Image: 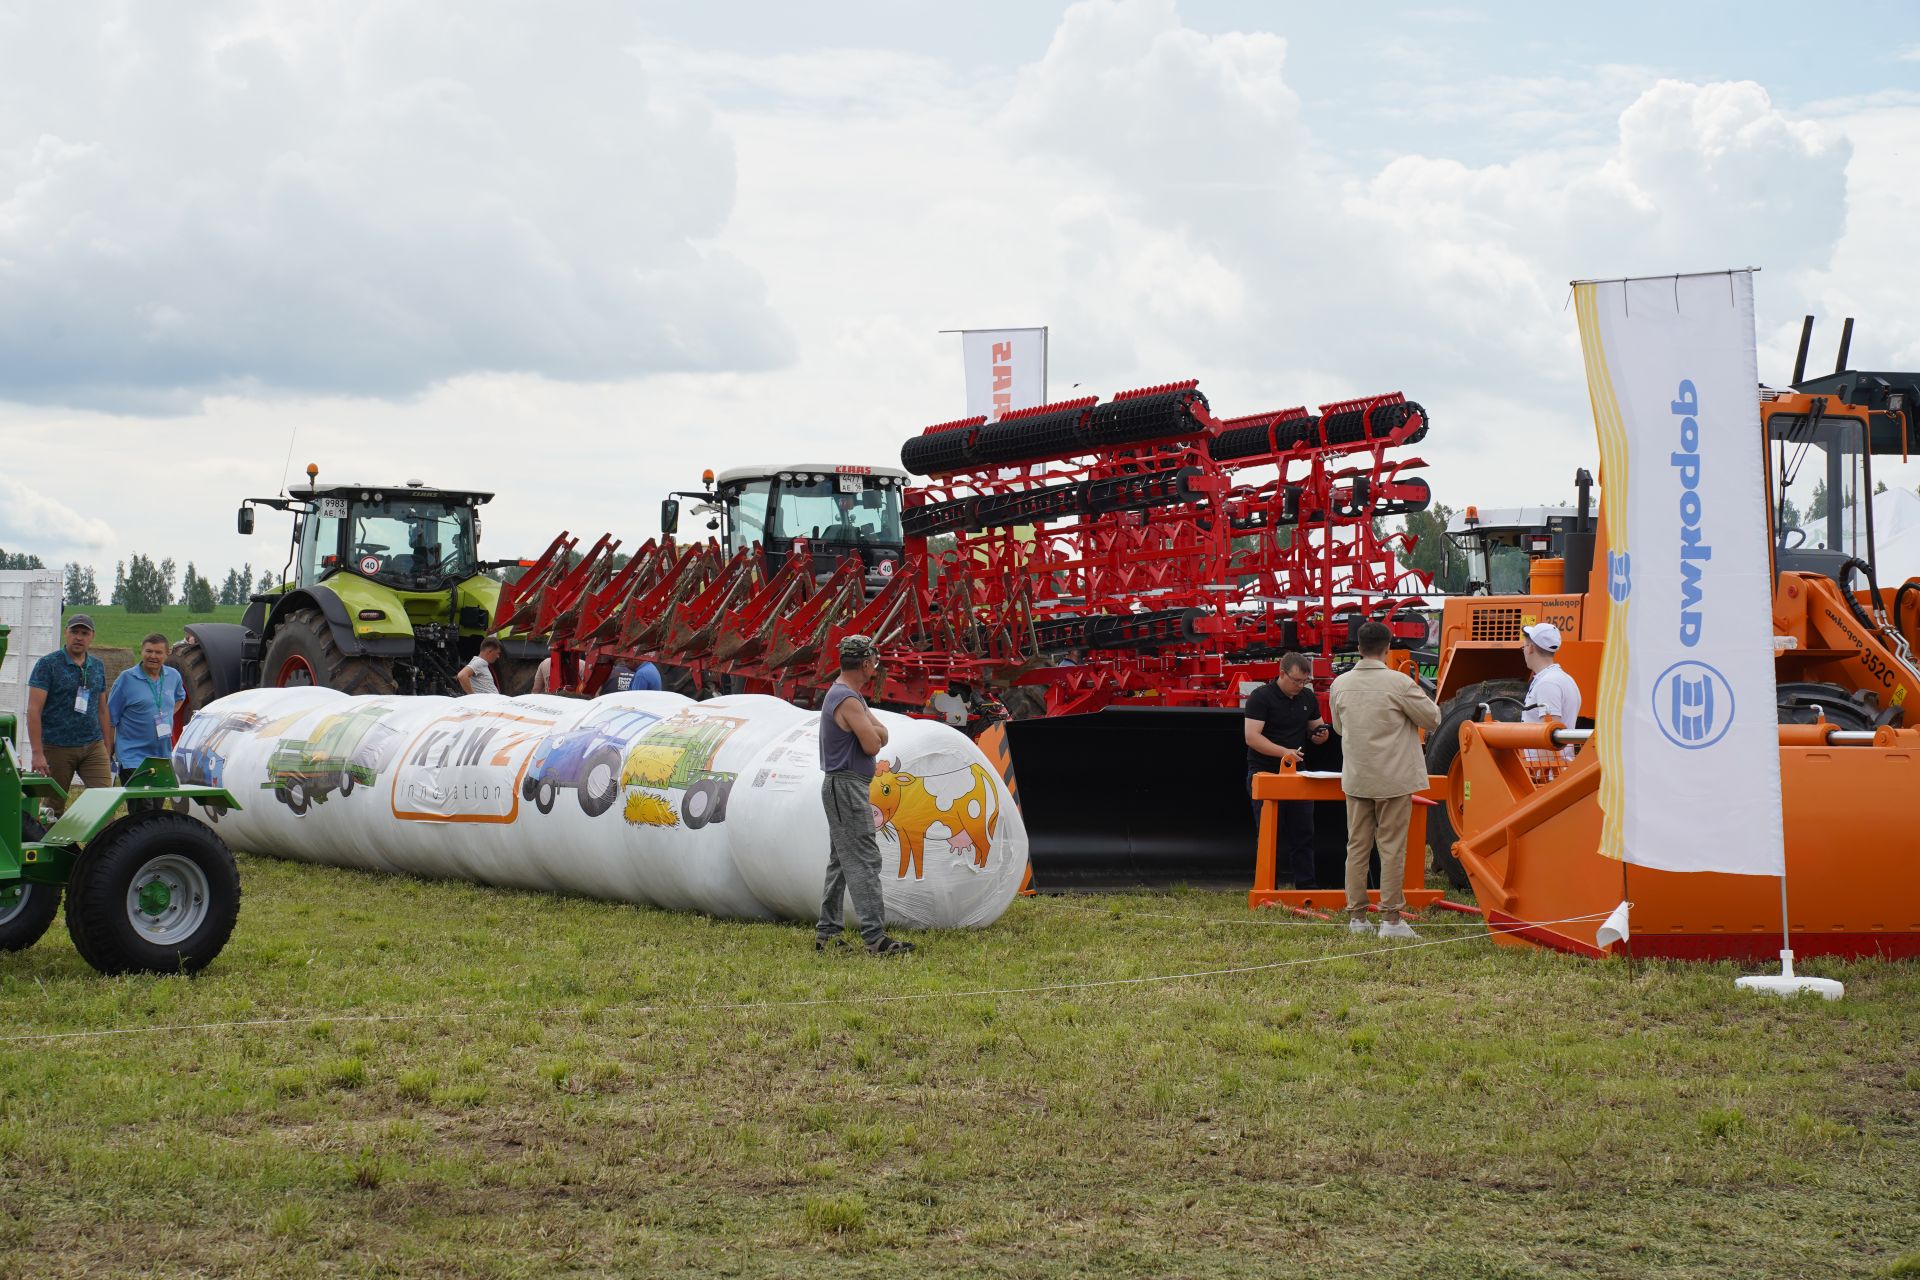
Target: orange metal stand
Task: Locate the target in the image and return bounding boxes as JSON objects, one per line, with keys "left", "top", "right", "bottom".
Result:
{"left": 1248, "top": 758, "right": 1447, "bottom": 913}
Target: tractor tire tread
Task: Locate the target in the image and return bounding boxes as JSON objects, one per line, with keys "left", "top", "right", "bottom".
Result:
{"left": 266, "top": 610, "right": 400, "bottom": 698}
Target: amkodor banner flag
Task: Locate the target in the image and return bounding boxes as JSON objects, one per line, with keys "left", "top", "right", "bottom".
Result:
{"left": 1574, "top": 270, "right": 1784, "bottom": 875}
{"left": 961, "top": 327, "right": 1047, "bottom": 418}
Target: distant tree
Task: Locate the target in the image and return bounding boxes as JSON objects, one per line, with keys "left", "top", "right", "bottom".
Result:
{"left": 257, "top": 569, "right": 276, "bottom": 593}
{"left": 0, "top": 549, "right": 47, "bottom": 570}
{"left": 79, "top": 566, "right": 99, "bottom": 605}
{"left": 158, "top": 557, "right": 178, "bottom": 606}
{"left": 63, "top": 562, "right": 85, "bottom": 603}
{"left": 184, "top": 563, "right": 217, "bottom": 613}
{"left": 1876, "top": 479, "right": 1888, "bottom": 495}
{"left": 1400, "top": 502, "right": 1468, "bottom": 594}
{"left": 1774, "top": 495, "right": 1803, "bottom": 532}
{"left": 124, "top": 554, "right": 168, "bottom": 614}
{"left": 1489, "top": 547, "right": 1531, "bottom": 595}
{"left": 111, "top": 560, "right": 127, "bottom": 605}
{"left": 1809, "top": 478, "right": 1829, "bottom": 522}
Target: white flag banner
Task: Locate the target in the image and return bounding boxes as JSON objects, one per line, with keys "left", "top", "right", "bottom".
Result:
{"left": 1574, "top": 270, "right": 1785, "bottom": 875}
{"left": 961, "top": 327, "right": 1047, "bottom": 419}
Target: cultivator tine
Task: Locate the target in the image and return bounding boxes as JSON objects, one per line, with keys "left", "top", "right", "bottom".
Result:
{"left": 493, "top": 532, "right": 576, "bottom": 633}
{"left": 765, "top": 556, "right": 864, "bottom": 670}
{"left": 664, "top": 547, "right": 761, "bottom": 657}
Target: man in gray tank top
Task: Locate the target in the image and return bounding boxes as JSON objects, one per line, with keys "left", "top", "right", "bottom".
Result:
{"left": 816, "top": 635, "right": 915, "bottom": 956}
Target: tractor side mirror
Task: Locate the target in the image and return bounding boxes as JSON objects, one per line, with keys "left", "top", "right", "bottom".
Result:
{"left": 661, "top": 498, "right": 680, "bottom": 536}
{"left": 237, "top": 506, "right": 255, "bottom": 535}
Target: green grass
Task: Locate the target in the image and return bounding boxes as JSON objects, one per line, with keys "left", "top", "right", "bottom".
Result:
{"left": 1, "top": 858, "right": 1916, "bottom": 1278}
{"left": 59, "top": 603, "right": 247, "bottom": 653}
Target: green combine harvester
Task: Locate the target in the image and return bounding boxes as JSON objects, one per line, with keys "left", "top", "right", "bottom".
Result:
{"left": 0, "top": 624, "right": 242, "bottom": 975}
{"left": 168, "top": 464, "right": 545, "bottom": 715}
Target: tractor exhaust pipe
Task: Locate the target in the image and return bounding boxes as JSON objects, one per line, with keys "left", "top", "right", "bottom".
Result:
{"left": 1563, "top": 467, "right": 1596, "bottom": 597}
{"left": 1793, "top": 315, "right": 1814, "bottom": 385}
{"left": 1834, "top": 316, "right": 1854, "bottom": 375}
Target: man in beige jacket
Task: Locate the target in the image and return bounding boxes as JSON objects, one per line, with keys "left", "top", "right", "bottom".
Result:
{"left": 1327, "top": 621, "right": 1441, "bottom": 939}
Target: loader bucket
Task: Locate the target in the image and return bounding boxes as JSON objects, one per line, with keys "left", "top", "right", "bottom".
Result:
{"left": 1005, "top": 706, "right": 1354, "bottom": 890}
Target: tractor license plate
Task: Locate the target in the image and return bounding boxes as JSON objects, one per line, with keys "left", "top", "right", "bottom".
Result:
{"left": 318, "top": 497, "right": 349, "bottom": 518}
{"left": 837, "top": 473, "right": 863, "bottom": 494}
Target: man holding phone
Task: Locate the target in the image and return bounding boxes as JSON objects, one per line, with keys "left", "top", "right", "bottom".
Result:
{"left": 1243, "top": 651, "right": 1330, "bottom": 888}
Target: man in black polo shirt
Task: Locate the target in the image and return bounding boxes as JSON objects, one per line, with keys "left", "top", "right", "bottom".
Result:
{"left": 1244, "top": 651, "right": 1329, "bottom": 887}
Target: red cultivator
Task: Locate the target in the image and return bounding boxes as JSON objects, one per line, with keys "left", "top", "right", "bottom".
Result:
{"left": 495, "top": 379, "right": 1437, "bottom": 886}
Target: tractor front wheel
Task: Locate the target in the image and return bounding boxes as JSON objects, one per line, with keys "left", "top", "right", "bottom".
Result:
{"left": 64, "top": 810, "right": 241, "bottom": 975}
{"left": 577, "top": 747, "right": 622, "bottom": 817}
{"left": 0, "top": 815, "right": 62, "bottom": 953}
{"left": 262, "top": 610, "right": 399, "bottom": 698}
{"left": 167, "top": 635, "right": 221, "bottom": 731}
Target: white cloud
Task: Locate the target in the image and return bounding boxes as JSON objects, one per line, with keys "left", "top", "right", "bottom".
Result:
{"left": 0, "top": 474, "right": 115, "bottom": 559}
{"left": 2, "top": 0, "right": 1916, "bottom": 586}
{"left": 0, "top": 0, "right": 791, "bottom": 410}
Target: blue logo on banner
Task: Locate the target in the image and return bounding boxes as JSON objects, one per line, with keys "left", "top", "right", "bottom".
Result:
{"left": 1608, "top": 550, "right": 1631, "bottom": 603}
{"left": 1652, "top": 660, "right": 1735, "bottom": 749}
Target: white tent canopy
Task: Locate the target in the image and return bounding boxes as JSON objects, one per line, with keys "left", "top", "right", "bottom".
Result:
{"left": 1796, "top": 486, "right": 1920, "bottom": 586}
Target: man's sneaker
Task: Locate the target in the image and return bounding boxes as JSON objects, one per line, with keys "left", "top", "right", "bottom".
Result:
{"left": 1346, "top": 916, "right": 1375, "bottom": 936}
{"left": 1377, "top": 917, "right": 1421, "bottom": 940}
{"left": 868, "top": 936, "right": 917, "bottom": 957}
{"left": 814, "top": 935, "right": 852, "bottom": 953}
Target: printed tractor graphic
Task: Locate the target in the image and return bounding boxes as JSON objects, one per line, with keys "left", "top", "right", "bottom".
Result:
{"left": 174, "top": 711, "right": 268, "bottom": 795}
{"left": 264, "top": 704, "right": 407, "bottom": 814}
{"left": 522, "top": 707, "right": 662, "bottom": 817}
{"left": 620, "top": 711, "right": 744, "bottom": 830}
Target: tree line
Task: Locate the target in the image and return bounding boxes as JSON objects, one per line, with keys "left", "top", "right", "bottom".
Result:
{"left": 0, "top": 553, "right": 277, "bottom": 615}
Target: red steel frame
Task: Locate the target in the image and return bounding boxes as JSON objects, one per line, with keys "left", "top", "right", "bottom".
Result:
{"left": 494, "top": 380, "right": 1437, "bottom": 718}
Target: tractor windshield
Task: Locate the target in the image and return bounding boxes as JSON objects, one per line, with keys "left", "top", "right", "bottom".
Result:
{"left": 345, "top": 499, "right": 478, "bottom": 587}
{"left": 770, "top": 477, "right": 902, "bottom": 547}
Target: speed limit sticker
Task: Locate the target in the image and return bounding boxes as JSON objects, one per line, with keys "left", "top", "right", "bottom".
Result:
{"left": 359, "top": 556, "right": 381, "bottom": 574}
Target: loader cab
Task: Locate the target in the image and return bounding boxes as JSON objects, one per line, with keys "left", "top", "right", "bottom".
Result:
{"left": 709, "top": 465, "right": 908, "bottom": 588}
{"left": 1765, "top": 398, "right": 1877, "bottom": 583}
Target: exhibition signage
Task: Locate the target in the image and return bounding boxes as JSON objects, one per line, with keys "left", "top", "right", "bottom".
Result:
{"left": 959, "top": 327, "right": 1048, "bottom": 419}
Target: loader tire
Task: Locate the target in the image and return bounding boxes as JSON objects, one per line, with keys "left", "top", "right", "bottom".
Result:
{"left": 493, "top": 656, "right": 537, "bottom": 697}
{"left": 0, "top": 814, "right": 62, "bottom": 953}
{"left": 262, "top": 610, "right": 399, "bottom": 698}
{"left": 64, "top": 810, "right": 241, "bottom": 976}
{"left": 1425, "top": 679, "right": 1529, "bottom": 892}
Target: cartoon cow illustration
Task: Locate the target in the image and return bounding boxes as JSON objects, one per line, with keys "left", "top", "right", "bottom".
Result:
{"left": 868, "top": 761, "right": 998, "bottom": 880}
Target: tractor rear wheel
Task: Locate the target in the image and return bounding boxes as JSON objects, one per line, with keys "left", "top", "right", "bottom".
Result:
{"left": 0, "top": 814, "right": 62, "bottom": 953}
{"left": 1425, "top": 679, "right": 1529, "bottom": 891}
{"left": 167, "top": 635, "right": 221, "bottom": 733}
{"left": 262, "top": 610, "right": 399, "bottom": 698}
{"left": 493, "top": 656, "right": 537, "bottom": 697}
{"left": 64, "top": 810, "right": 241, "bottom": 975}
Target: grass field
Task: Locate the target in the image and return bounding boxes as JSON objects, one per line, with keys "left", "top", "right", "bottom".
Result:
{"left": 61, "top": 603, "right": 247, "bottom": 652}
{"left": 2, "top": 859, "right": 1916, "bottom": 1279}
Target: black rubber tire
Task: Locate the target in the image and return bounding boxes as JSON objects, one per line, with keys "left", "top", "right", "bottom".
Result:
{"left": 0, "top": 814, "right": 62, "bottom": 953}
{"left": 281, "top": 782, "right": 309, "bottom": 816}
{"left": 1774, "top": 682, "right": 1880, "bottom": 731}
{"left": 682, "top": 778, "right": 721, "bottom": 831}
{"left": 261, "top": 609, "right": 399, "bottom": 698}
{"left": 535, "top": 780, "right": 557, "bottom": 815}
{"left": 658, "top": 665, "right": 699, "bottom": 699}
{"left": 340, "top": 771, "right": 356, "bottom": 797}
{"left": 1426, "top": 679, "right": 1530, "bottom": 891}
{"left": 577, "top": 746, "right": 622, "bottom": 818}
{"left": 709, "top": 777, "right": 735, "bottom": 824}
{"left": 64, "top": 810, "right": 241, "bottom": 976}
{"left": 167, "top": 636, "right": 221, "bottom": 718}
{"left": 1000, "top": 686, "right": 1050, "bottom": 721}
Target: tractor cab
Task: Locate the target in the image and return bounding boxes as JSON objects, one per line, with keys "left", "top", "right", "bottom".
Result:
{"left": 245, "top": 477, "right": 492, "bottom": 594}
{"left": 664, "top": 464, "right": 909, "bottom": 589}
{"left": 1446, "top": 504, "right": 1580, "bottom": 595}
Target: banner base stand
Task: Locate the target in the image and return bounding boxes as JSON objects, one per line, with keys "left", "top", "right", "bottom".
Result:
{"left": 1736, "top": 949, "right": 1843, "bottom": 1000}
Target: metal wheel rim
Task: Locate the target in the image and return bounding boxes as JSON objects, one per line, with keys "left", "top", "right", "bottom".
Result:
{"left": 685, "top": 785, "right": 711, "bottom": 820}
{"left": 0, "top": 884, "right": 31, "bottom": 927}
{"left": 277, "top": 654, "right": 316, "bottom": 687}
{"left": 126, "top": 854, "right": 211, "bottom": 944}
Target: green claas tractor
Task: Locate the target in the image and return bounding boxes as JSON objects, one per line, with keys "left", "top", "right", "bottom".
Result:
{"left": 169, "top": 465, "right": 545, "bottom": 716}
{"left": 0, "top": 624, "right": 243, "bottom": 975}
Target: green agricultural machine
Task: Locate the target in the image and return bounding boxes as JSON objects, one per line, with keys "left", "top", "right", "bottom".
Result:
{"left": 169, "top": 465, "right": 545, "bottom": 717}
{"left": 1, "top": 624, "right": 243, "bottom": 975}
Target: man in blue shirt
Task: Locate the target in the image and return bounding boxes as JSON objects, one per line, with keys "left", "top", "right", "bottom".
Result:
{"left": 26, "top": 614, "right": 113, "bottom": 813}
{"left": 629, "top": 661, "right": 662, "bottom": 692}
{"left": 108, "top": 632, "right": 188, "bottom": 781}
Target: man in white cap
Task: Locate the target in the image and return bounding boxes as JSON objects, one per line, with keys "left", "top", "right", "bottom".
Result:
{"left": 1521, "top": 622, "right": 1581, "bottom": 764}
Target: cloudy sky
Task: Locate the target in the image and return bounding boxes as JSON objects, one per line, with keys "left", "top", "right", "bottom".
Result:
{"left": 3, "top": 0, "right": 1917, "bottom": 587}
